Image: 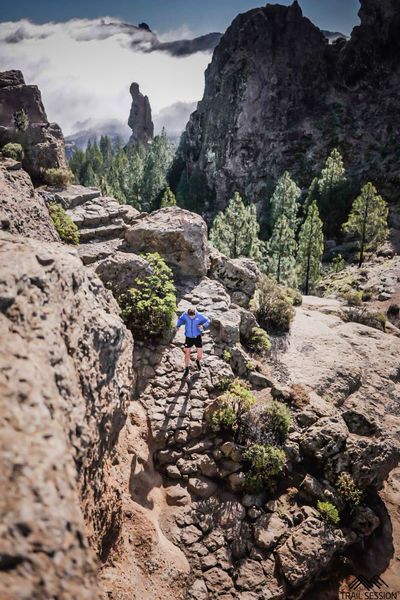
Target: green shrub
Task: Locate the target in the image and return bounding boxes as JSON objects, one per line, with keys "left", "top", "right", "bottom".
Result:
{"left": 343, "top": 290, "right": 363, "bottom": 307}
{"left": 268, "top": 400, "right": 292, "bottom": 441}
{"left": 336, "top": 473, "right": 362, "bottom": 507}
{"left": 341, "top": 307, "right": 386, "bottom": 331}
{"left": 12, "top": 108, "right": 29, "bottom": 131}
{"left": 317, "top": 500, "right": 340, "bottom": 526}
{"left": 286, "top": 287, "right": 303, "bottom": 307}
{"left": 251, "top": 275, "right": 295, "bottom": 333}
{"left": 244, "top": 444, "right": 286, "bottom": 491}
{"left": 49, "top": 203, "right": 79, "bottom": 245}
{"left": 249, "top": 327, "right": 272, "bottom": 353}
{"left": 387, "top": 303, "right": 400, "bottom": 317}
{"left": 222, "top": 349, "right": 233, "bottom": 362}
{"left": 2, "top": 142, "right": 24, "bottom": 161}
{"left": 211, "top": 401, "right": 237, "bottom": 430}
{"left": 229, "top": 380, "right": 257, "bottom": 413}
{"left": 210, "top": 379, "right": 256, "bottom": 431}
{"left": 246, "top": 361, "right": 255, "bottom": 372}
{"left": 119, "top": 253, "right": 177, "bottom": 340}
{"left": 43, "top": 167, "right": 74, "bottom": 188}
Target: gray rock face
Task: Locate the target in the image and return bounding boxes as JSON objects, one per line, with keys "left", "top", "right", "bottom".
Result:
{"left": 0, "top": 157, "right": 59, "bottom": 242}
{"left": 208, "top": 248, "right": 260, "bottom": 307}
{"left": 276, "top": 517, "right": 347, "bottom": 587}
{"left": 125, "top": 206, "right": 209, "bottom": 277}
{"left": 0, "top": 232, "right": 133, "bottom": 599}
{"left": 128, "top": 82, "right": 154, "bottom": 146}
{"left": 0, "top": 70, "right": 67, "bottom": 180}
{"left": 174, "top": 0, "right": 400, "bottom": 207}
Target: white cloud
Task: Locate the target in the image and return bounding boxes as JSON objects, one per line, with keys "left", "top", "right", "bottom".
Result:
{"left": 0, "top": 18, "right": 211, "bottom": 136}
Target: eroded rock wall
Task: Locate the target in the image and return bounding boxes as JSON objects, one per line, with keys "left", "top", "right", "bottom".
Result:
{"left": 0, "top": 70, "right": 67, "bottom": 180}
{"left": 174, "top": 0, "right": 400, "bottom": 208}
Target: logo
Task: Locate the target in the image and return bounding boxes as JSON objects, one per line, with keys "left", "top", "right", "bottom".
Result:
{"left": 349, "top": 575, "right": 389, "bottom": 591}
{"left": 339, "top": 575, "right": 399, "bottom": 600}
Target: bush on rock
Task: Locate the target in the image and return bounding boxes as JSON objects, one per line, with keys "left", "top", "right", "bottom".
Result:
{"left": 49, "top": 203, "right": 79, "bottom": 245}
{"left": 119, "top": 252, "right": 177, "bottom": 340}
{"left": 249, "top": 327, "right": 272, "bottom": 354}
{"left": 2, "top": 142, "right": 24, "bottom": 161}
{"left": 210, "top": 379, "right": 256, "bottom": 431}
{"left": 317, "top": 500, "right": 340, "bottom": 526}
{"left": 251, "top": 275, "right": 295, "bottom": 332}
{"left": 244, "top": 444, "right": 286, "bottom": 491}
{"left": 341, "top": 307, "right": 386, "bottom": 331}
{"left": 336, "top": 473, "right": 362, "bottom": 507}
{"left": 43, "top": 167, "right": 74, "bottom": 188}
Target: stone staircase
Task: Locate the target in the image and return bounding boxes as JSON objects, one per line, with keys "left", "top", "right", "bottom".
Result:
{"left": 38, "top": 185, "right": 142, "bottom": 265}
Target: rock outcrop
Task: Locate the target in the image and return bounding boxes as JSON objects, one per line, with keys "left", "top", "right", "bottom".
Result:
{"left": 0, "top": 157, "right": 59, "bottom": 242}
{"left": 0, "top": 70, "right": 67, "bottom": 181}
{"left": 1, "top": 152, "right": 399, "bottom": 598}
{"left": 0, "top": 231, "right": 133, "bottom": 599}
{"left": 125, "top": 207, "right": 209, "bottom": 277}
{"left": 128, "top": 82, "right": 154, "bottom": 146}
{"left": 173, "top": 0, "right": 400, "bottom": 209}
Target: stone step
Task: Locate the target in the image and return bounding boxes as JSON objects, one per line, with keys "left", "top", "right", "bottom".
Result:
{"left": 78, "top": 221, "right": 126, "bottom": 243}
{"left": 67, "top": 197, "right": 140, "bottom": 228}
{"left": 77, "top": 238, "right": 125, "bottom": 265}
{"left": 39, "top": 185, "right": 101, "bottom": 209}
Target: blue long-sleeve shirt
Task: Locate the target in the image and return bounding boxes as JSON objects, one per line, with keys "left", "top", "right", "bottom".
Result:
{"left": 177, "top": 310, "right": 210, "bottom": 338}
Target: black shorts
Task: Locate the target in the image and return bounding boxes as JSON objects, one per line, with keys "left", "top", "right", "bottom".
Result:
{"left": 185, "top": 335, "right": 203, "bottom": 349}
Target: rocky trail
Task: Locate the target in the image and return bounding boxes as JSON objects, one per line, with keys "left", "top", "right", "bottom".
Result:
{"left": 1, "top": 162, "right": 400, "bottom": 600}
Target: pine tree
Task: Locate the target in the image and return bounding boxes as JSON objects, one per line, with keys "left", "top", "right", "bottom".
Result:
{"left": 297, "top": 201, "right": 324, "bottom": 294}
{"left": 100, "top": 135, "right": 113, "bottom": 168}
{"left": 342, "top": 182, "right": 388, "bottom": 267}
{"left": 127, "top": 150, "right": 144, "bottom": 208}
{"left": 160, "top": 186, "right": 176, "bottom": 207}
{"left": 267, "top": 215, "right": 297, "bottom": 287}
{"left": 270, "top": 171, "right": 300, "bottom": 230}
{"left": 316, "top": 148, "right": 350, "bottom": 238}
{"left": 141, "top": 129, "right": 174, "bottom": 211}
{"left": 209, "top": 192, "right": 262, "bottom": 259}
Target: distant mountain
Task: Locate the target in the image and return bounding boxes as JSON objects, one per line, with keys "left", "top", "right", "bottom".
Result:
{"left": 64, "top": 119, "right": 131, "bottom": 157}
{"left": 322, "top": 30, "right": 349, "bottom": 43}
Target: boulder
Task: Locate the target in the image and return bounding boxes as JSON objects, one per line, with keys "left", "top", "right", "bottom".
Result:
{"left": 326, "top": 435, "right": 400, "bottom": 489}
{"left": 208, "top": 248, "right": 260, "bottom": 306}
{"left": 276, "top": 517, "right": 347, "bottom": 587}
{"left": 125, "top": 207, "right": 209, "bottom": 277}
{"left": 236, "top": 559, "right": 265, "bottom": 591}
{"left": 188, "top": 476, "right": 218, "bottom": 499}
{"left": 203, "top": 567, "right": 234, "bottom": 593}
{"left": 93, "top": 251, "right": 152, "bottom": 295}
{"left": 254, "top": 513, "right": 287, "bottom": 550}
{"left": 0, "top": 158, "right": 59, "bottom": 242}
{"left": 166, "top": 485, "right": 191, "bottom": 506}
{"left": 300, "top": 416, "right": 349, "bottom": 464}
{"left": 351, "top": 506, "right": 380, "bottom": 536}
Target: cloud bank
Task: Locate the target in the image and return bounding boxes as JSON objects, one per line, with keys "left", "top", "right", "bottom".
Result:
{"left": 0, "top": 18, "right": 216, "bottom": 137}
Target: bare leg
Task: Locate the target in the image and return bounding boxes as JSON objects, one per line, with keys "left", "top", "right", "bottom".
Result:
{"left": 196, "top": 348, "right": 203, "bottom": 362}
{"left": 184, "top": 347, "right": 191, "bottom": 367}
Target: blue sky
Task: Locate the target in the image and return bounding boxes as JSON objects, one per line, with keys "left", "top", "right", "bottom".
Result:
{"left": 0, "top": 0, "right": 360, "bottom": 36}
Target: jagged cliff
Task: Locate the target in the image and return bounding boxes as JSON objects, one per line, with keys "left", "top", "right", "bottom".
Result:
{"left": 1, "top": 71, "right": 400, "bottom": 600}
{"left": 0, "top": 70, "right": 67, "bottom": 181}
{"left": 173, "top": 0, "right": 400, "bottom": 210}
